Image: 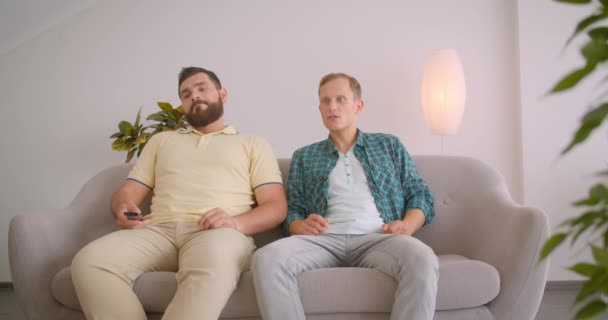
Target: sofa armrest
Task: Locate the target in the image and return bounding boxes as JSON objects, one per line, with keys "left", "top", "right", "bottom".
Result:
{"left": 417, "top": 194, "right": 549, "bottom": 320}
{"left": 9, "top": 164, "right": 130, "bottom": 320}
{"left": 476, "top": 201, "right": 549, "bottom": 320}
{"left": 9, "top": 205, "right": 114, "bottom": 319}
{"left": 413, "top": 155, "right": 549, "bottom": 320}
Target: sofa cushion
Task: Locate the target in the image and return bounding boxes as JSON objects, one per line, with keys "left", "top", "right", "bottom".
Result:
{"left": 51, "top": 269, "right": 260, "bottom": 318}
{"left": 434, "top": 255, "right": 500, "bottom": 310}
{"left": 52, "top": 254, "right": 499, "bottom": 315}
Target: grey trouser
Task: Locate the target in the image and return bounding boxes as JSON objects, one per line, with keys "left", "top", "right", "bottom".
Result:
{"left": 252, "top": 233, "right": 438, "bottom": 320}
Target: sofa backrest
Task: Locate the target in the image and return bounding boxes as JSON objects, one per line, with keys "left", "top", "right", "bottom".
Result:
{"left": 410, "top": 155, "right": 513, "bottom": 254}
{"left": 72, "top": 155, "right": 513, "bottom": 254}
{"left": 256, "top": 156, "right": 514, "bottom": 251}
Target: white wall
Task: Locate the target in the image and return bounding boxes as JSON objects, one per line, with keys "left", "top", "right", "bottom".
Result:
{"left": 0, "top": 0, "right": 521, "bottom": 282}
{"left": 518, "top": 1, "right": 607, "bottom": 280}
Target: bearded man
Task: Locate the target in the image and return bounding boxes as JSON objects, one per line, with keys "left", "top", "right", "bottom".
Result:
{"left": 71, "top": 67, "right": 287, "bottom": 320}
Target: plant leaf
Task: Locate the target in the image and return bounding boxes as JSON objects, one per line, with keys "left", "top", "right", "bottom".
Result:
{"left": 572, "top": 217, "right": 597, "bottom": 245}
{"left": 172, "top": 108, "right": 183, "bottom": 121}
{"left": 576, "top": 271, "right": 608, "bottom": 302}
{"left": 550, "top": 64, "right": 596, "bottom": 93}
{"left": 137, "top": 142, "right": 147, "bottom": 157}
{"left": 111, "top": 138, "right": 129, "bottom": 151}
{"left": 540, "top": 233, "right": 568, "bottom": 261}
{"left": 569, "top": 262, "right": 599, "bottom": 277}
{"left": 562, "top": 103, "right": 608, "bottom": 154}
{"left": 126, "top": 148, "right": 136, "bottom": 163}
{"left": 590, "top": 184, "right": 608, "bottom": 200}
{"left": 109, "top": 132, "right": 123, "bottom": 139}
{"left": 574, "top": 197, "right": 601, "bottom": 206}
{"left": 588, "top": 26, "right": 608, "bottom": 39}
{"left": 592, "top": 245, "right": 608, "bottom": 267}
{"left": 118, "top": 121, "right": 133, "bottom": 136}
{"left": 147, "top": 111, "right": 168, "bottom": 122}
{"left": 582, "top": 37, "right": 608, "bottom": 64}
{"left": 574, "top": 299, "right": 607, "bottom": 319}
{"left": 566, "top": 11, "right": 608, "bottom": 46}
{"left": 570, "top": 210, "right": 601, "bottom": 226}
{"left": 157, "top": 101, "right": 173, "bottom": 113}
{"left": 134, "top": 134, "right": 148, "bottom": 144}
{"left": 134, "top": 106, "right": 143, "bottom": 127}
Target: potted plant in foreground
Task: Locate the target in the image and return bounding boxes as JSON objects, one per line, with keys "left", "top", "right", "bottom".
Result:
{"left": 539, "top": 0, "right": 608, "bottom": 319}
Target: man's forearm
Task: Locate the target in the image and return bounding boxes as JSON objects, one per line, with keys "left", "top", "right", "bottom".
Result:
{"left": 403, "top": 209, "right": 426, "bottom": 233}
{"left": 110, "top": 180, "right": 151, "bottom": 216}
{"left": 234, "top": 200, "right": 287, "bottom": 236}
{"left": 111, "top": 191, "right": 130, "bottom": 214}
{"left": 288, "top": 220, "right": 304, "bottom": 235}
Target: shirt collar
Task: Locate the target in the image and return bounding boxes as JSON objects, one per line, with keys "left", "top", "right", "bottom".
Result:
{"left": 177, "top": 124, "right": 238, "bottom": 136}
{"left": 323, "top": 129, "right": 366, "bottom": 154}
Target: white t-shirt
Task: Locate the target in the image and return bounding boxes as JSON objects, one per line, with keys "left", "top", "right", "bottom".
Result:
{"left": 325, "top": 149, "right": 384, "bottom": 234}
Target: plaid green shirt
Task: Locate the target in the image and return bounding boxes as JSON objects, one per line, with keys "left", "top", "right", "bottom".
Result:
{"left": 284, "top": 130, "right": 434, "bottom": 235}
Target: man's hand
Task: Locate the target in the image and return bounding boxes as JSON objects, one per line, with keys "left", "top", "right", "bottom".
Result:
{"left": 111, "top": 179, "right": 152, "bottom": 229}
{"left": 381, "top": 220, "right": 416, "bottom": 236}
{"left": 289, "top": 214, "right": 329, "bottom": 235}
{"left": 114, "top": 205, "right": 149, "bottom": 229}
{"left": 382, "top": 209, "right": 425, "bottom": 236}
{"left": 198, "top": 208, "right": 241, "bottom": 232}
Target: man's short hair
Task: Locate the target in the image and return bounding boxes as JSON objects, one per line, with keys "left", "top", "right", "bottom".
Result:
{"left": 318, "top": 73, "right": 362, "bottom": 100}
{"left": 178, "top": 67, "right": 222, "bottom": 92}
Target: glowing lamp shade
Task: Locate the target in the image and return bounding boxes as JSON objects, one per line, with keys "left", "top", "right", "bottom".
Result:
{"left": 421, "top": 49, "right": 466, "bottom": 135}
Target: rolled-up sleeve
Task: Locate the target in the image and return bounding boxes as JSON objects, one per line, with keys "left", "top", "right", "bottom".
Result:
{"left": 283, "top": 149, "right": 308, "bottom": 235}
{"left": 396, "top": 139, "right": 435, "bottom": 224}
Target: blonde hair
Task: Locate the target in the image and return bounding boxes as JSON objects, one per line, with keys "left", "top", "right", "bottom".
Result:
{"left": 318, "top": 73, "right": 362, "bottom": 100}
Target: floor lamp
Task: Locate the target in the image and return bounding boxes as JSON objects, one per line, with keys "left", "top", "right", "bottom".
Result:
{"left": 420, "top": 48, "right": 466, "bottom": 153}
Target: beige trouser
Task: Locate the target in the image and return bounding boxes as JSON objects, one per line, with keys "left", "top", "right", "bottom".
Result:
{"left": 71, "top": 222, "right": 255, "bottom": 320}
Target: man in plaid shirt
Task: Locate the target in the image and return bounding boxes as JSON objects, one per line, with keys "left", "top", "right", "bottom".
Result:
{"left": 252, "top": 73, "right": 439, "bottom": 320}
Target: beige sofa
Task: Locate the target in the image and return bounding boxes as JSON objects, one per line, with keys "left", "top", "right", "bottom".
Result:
{"left": 9, "top": 155, "right": 549, "bottom": 320}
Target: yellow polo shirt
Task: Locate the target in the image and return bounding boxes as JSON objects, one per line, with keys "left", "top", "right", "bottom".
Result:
{"left": 127, "top": 125, "right": 282, "bottom": 224}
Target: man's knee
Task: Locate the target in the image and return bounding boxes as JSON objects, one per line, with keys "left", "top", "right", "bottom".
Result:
{"left": 71, "top": 241, "right": 120, "bottom": 290}
{"left": 388, "top": 236, "right": 438, "bottom": 273}
{"left": 252, "top": 239, "right": 295, "bottom": 273}
{"left": 405, "top": 242, "right": 438, "bottom": 284}
{"left": 252, "top": 243, "right": 281, "bottom": 270}
{"left": 72, "top": 242, "right": 102, "bottom": 275}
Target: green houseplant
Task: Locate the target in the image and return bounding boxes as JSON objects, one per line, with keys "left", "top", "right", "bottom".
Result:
{"left": 110, "top": 102, "right": 185, "bottom": 163}
{"left": 539, "top": 0, "right": 608, "bottom": 319}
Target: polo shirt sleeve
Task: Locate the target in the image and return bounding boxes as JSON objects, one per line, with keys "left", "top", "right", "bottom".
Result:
{"left": 249, "top": 137, "right": 282, "bottom": 189}
{"left": 127, "top": 133, "right": 163, "bottom": 189}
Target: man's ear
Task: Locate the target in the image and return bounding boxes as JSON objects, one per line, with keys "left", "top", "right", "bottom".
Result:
{"left": 356, "top": 99, "right": 365, "bottom": 114}
{"left": 220, "top": 88, "right": 228, "bottom": 104}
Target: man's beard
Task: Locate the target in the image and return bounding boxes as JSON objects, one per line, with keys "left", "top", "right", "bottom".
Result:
{"left": 185, "top": 98, "right": 224, "bottom": 128}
